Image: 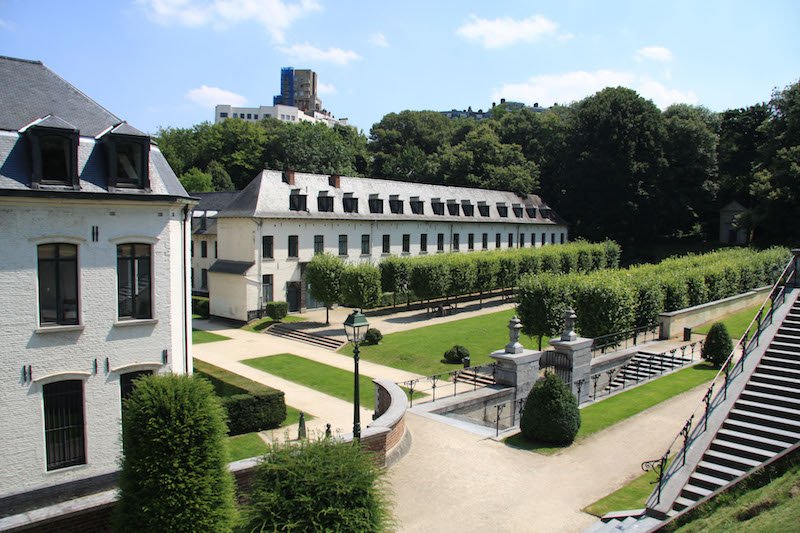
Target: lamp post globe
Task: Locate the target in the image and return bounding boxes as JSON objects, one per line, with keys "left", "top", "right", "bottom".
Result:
{"left": 343, "top": 309, "right": 369, "bottom": 441}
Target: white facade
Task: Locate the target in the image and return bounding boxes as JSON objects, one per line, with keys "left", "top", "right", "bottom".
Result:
{"left": 214, "top": 104, "right": 348, "bottom": 128}
{"left": 206, "top": 170, "right": 568, "bottom": 321}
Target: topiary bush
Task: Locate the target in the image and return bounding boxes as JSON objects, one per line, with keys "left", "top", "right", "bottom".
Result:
{"left": 520, "top": 372, "right": 581, "bottom": 445}
{"left": 242, "top": 438, "right": 393, "bottom": 532}
{"left": 702, "top": 322, "right": 733, "bottom": 366}
{"left": 192, "top": 296, "right": 210, "bottom": 318}
{"left": 115, "top": 374, "right": 235, "bottom": 532}
{"left": 443, "top": 344, "right": 470, "bottom": 364}
{"left": 364, "top": 327, "right": 383, "bottom": 345}
{"left": 221, "top": 392, "right": 287, "bottom": 435}
{"left": 264, "top": 300, "right": 288, "bottom": 321}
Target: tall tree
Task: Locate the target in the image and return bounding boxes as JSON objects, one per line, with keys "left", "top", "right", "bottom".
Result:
{"left": 206, "top": 160, "right": 235, "bottom": 191}
{"left": 305, "top": 253, "right": 344, "bottom": 324}
{"left": 179, "top": 167, "right": 213, "bottom": 192}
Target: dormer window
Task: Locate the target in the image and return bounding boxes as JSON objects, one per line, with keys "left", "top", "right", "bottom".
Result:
{"left": 343, "top": 193, "right": 358, "bottom": 213}
{"left": 447, "top": 200, "right": 460, "bottom": 216}
{"left": 368, "top": 194, "right": 384, "bottom": 214}
{"left": 541, "top": 207, "right": 553, "bottom": 219}
{"left": 410, "top": 197, "right": 424, "bottom": 215}
{"left": 389, "top": 195, "right": 404, "bottom": 214}
{"left": 317, "top": 192, "right": 334, "bottom": 212}
{"left": 512, "top": 204, "right": 524, "bottom": 218}
{"left": 289, "top": 189, "right": 307, "bottom": 211}
{"left": 103, "top": 124, "right": 150, "bottom": 190}
{"left": 25, "top": 119, "right": 80, "bottom": 189}
{"left": 431, "top": 198, "right": 445, "bottom": 215}
{"left": 497, "top": 203, "right": 508, "bottom": 217}
{"left": 526, "top": 206, "right": 537, "bottom": 218}
{"left": 462, "top": 201, "right": 474, "bottom": 217}
{"left": 478, "top": 202, "right": 490, "bottom": 217}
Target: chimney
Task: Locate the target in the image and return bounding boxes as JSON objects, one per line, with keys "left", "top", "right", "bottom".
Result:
{"left": 501, "top": 98, "right": 506, "bottom": 104}
{"left": 282, "top": 169, "right": 295, "bottom": 185}
{"left": 328, "top": 174, "right": 341, "bottom": 188}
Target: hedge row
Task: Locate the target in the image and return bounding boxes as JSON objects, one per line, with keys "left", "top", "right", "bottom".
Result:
{"left": 380, "top": 240, "right": 620, "bottom": 304}
{"left": 517, "top": 247, "right": 789, "bottom": 344}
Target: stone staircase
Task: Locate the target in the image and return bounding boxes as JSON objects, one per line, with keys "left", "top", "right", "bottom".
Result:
{"left": 583, "top": 511, "right": 662, "bottom": 533}
{"left": 605, "top": 350, "right": 695, "bottom": 392}
{"left": 670, "top": 297, "right": 800, "bottom": 514}
{"left": 264, "top": 323, "right": 345, "bottom": 350}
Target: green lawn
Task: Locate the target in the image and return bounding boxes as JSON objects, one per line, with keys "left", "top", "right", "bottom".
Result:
{"left": 339, "top": 309, "right": 547, "bottom": 376}
{"left": 242, "top": 314, "right": 305, "bottom": 333}
{"left": 506, "top": 363, "right": 718, "bottom": 455}
{"left": 227, "top": 432, "right": 268, "bottom": 462}
{"left": 243, "top": 353, "right": 379, "bottom": 407}
{"left": 192, "top": 328, "right": 231, "bottom": 344}
{"left": 694, "top": 301, "right": 770, "bottom": 340}
{"left": 584, "top": 467, "right": 660, "bottom": 516}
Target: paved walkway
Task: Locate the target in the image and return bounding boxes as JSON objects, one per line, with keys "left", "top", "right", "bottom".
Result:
{"left": 387, "top": 382, "right": 709, "bottom": 532}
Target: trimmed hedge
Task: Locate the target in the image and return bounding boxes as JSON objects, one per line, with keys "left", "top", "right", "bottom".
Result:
{"left": 192, "top": 296, "right": 210, "bottom": 318}
{"left": 364, "top": 327, "right": 383, "bottom": 345}
{"left": 264, "top": 300, "right": 288, "bottom": 321}
{"left": 341, "top": 263, "right": 382, "bottom": 309}
{"left": 221, "top": 393, "right": 287, "bottom": 436}
{"left": 520, "top": 372, "right": 581, "bottom": 445}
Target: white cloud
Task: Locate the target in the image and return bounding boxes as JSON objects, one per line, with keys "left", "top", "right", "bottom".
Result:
{"left": 318, "top": 82, "right": 336, "bottom": 95}
{"left": 369, "top": 32, "right": 389, "bottom": 47}
{"left": 186, "top": 85, "right": 247, "bottom": 108}
{"left": 492, "top": 70, "right": 697, "bottom": 109}
{"left": 456, "top": 14, "right": 564, "bottom": 48}
{"left": 635, "top": 45, "right": 674, "bottom": 63}
{"left": 278, "top": 43, "right": 362, "bottom": 65}
{"left": 0, "top": 18, "right": 12, "bottom": 30}
{"left": 137, "top": 0, "right": 321, "bottom": 42}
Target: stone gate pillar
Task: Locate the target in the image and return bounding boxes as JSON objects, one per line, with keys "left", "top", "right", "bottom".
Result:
{"left": 490, "top": 316, "right": 542, "bottom": 404}
{"left": 548, "top": 308, "right": 593, "bottom": 403}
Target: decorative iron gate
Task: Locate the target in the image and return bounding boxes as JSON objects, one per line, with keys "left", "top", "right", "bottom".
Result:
{"left": 539, "top": 350, "right": 572, "bottom": 385}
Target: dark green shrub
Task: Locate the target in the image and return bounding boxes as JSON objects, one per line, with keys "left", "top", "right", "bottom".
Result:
{"left": 192, "top": 296, "right": 210, "bottom": 318}
{"left": 443, "top": 344, "right": 470, "bottom": 364}
{"left": 341, "top": 264, "right": 382, "bottom": 309}
{"left": 702, "top": 322, "right": 733, "bottom": 366}
{"left": 306, "top": 253, "right": 344, "bottom": 324}
{"left": 408, "top": 259, "right": 449, "bottom": 300}
{"left": 603, "top": 239, "right": 621, "bottom": 268}
{"left": 221, "top": 392, "right": 286, "bottom": 436}
{"left": 685, "top": 271, "right": 709, "bottom": 307}
{"left": 379, "top": 257, "right": 410, "bottom": 296}
{"left": 631, "top": 277, "right": 665, "bottom": 328}
{"left": 661, "top": 274, "right": 689, "bottom": 312}
{"left": 573, "top": 274, "right": 635, "bottom": 339}
{"left": 540, "top": 248, "right": 562, "bottom": 272}
{"left": 364, "top": 327, "right": 383, "bottom": 345}
{"left": 517, "top": 273, "right": 574, "bottom": 350}
{"left": 242, "top": 439, "right": 392, "bottom": 532}
{"left": 264, "top": 300, "right": 288, "bottom": 321}
{"left": 115, "top": 374, "right": 235, "bottom": 532}
{"left": 520, "top": 372, "right": 581, "bottom": 445}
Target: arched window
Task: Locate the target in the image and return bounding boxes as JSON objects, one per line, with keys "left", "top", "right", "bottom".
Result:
{"left": 43, "top": 380, "right": 85, "bottom": 470}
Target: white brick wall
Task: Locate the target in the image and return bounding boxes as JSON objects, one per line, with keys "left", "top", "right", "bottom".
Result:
{"left": 0, "top": 197, "right": 191, "bottom": 499}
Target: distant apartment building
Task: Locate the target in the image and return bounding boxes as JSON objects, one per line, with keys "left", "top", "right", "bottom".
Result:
{"left": 215, "top": 67, "right": 349, "bottom": 128}
{"left": 441, "top": 99, "right": 547, "bottom": 120}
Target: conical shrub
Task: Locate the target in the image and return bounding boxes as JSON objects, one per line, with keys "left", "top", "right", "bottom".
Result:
{"left": 520, "top": 372, "right": 581, "bottom": 445}
{"left": 702, "top": 322, "right": 733, "bottom": 366}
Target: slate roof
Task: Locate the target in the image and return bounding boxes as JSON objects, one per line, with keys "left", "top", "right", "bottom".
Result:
{"left": 219, "top": 169, "right": 566, "bottom": 226}
{"left": 0, "top": 55, "right": 191, "bottom": 200}
{"left": 209, "top": 260, "right": 255, "bottom": 275}
{"left": 192, "top": 191, "right": 239, "bottom": 212}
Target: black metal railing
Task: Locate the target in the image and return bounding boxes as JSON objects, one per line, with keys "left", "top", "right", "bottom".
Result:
{"left": 591, "top": 323, "right": 660, "bottom": 357}
{"left": 398, "top": 362, "right": 498, "bottom": 407}
{"left": 643, "top": 253, "right": 798, "bottom": 511}
{"left": 540, "top": 350, "right": 573, "bottom": 385}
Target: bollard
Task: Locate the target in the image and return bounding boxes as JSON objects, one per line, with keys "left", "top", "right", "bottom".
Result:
{"left": 298, "top": 411, "right": 307, "bottom": 440}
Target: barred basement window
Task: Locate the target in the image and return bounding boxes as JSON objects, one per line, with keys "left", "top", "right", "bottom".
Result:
{"left": 38, "top": 243, "right": 79, "bottom": 326}
{"left": 117, "top": 243, "right": 152, "bottom": 320}
{"left": 44, "top": 380, "right": 85, "bottom": 470}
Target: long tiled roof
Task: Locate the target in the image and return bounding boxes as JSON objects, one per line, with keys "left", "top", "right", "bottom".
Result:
{"left": 219, "top": 170, "right": 566, "bottom": 225}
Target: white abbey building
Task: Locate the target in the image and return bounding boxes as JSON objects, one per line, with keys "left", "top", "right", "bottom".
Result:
{"left": 196, "top": 170, "right": 568, "bottom": 322}
{"left": 0, "top": 56, "right": 194, "bottom": 515}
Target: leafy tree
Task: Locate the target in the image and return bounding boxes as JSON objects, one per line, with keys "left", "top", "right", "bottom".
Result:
{"left": 306, "top": 253, "right": 344, "bottom": 324}
{"left": 379, "top": 256, "right": 410, "bottom": 306}
{"left": 517, "top": 273, "right": 573, "bottom": 350}
{"left": 242, "top": 438, "right": 392, "bottom": 532}
{"left": 115, "top": 374, "right": 235, "bottom": 532}
{"left": 702, "top": 322, "right": 733, "bottom": 366}
{"left": 206, "top": 160, "right": 235, "bottom": 191}
{"left": 717, "top": 103, "right": 769, "bottom": 205}
{"left": 520, "top": 372, "right": 581, "bottom": 445}
{"left": 179, "top": 167, "right": 213, "bottom": 192}
{"left": 341, "top": 263, "right": 382, "bottom": 309}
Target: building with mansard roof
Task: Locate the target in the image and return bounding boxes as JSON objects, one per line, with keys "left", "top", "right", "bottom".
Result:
{"left": 0, "top": 55, "right": 194, "bottom": 517}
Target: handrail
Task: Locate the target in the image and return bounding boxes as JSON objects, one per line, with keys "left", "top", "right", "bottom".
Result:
{"left": 397, "top": 362, "right": 497, "bottom": 407}
{"left": 591, "top": 323, "right": 660, "bottom": 357}
{"left": 644, "top": 253, "right": 797, "bottom": 510}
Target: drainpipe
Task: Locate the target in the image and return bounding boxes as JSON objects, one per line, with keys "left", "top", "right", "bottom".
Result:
{"left": 182, "top": 204, "right": 190, "bottom": 374}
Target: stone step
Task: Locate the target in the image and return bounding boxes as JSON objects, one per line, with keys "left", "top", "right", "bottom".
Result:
{"left": 740, "top": 389, "right": 800, "bottom": 410}
{"left": 774, "top": 333, "right": 800, "bottom": 345}
{"left": 722, "top": 418, "right": 800, "bottom": 444}
{"left": 709, "top": 438, "right": 776, "bottom": 463}
{"left": 763, "top": 349, "right": 800, "bottom": 365}
{"left": 680, "top": 482, "right": 713, "bottom": 501}
{"left": 750, "top": 371, "right": 800, "bottom": 389}
{"left": 746, "top": 380, "right": 800, "bottom": 400}
{"left": 702, "top": 448, "right": 762, "bottom": 472}
{"left": 672, "top": 496, "right": 696, "bottom": 512}
{"left": 716, "top": 427, "right": 790, "bottom": 453}
{"left": 734, "top": 398, "right": 800, "bottom": 421}
{"left": 687, "top": 471, "right": 728, "bottom": 492}
{"left": 756, "top": 362, "right": 800, "bottom": 380}
{"left": 779, "top": 325, "right": 800, "bottom": 337}
{"left": 265, "top": 325, "right": 344, "bottom": 350}
{"left": 728, "top": 407, "right": 800, "bottom": 433}
{"left": 696, "top": 459, "right": 746, "bottom": 481}
{"left": 771, "top": 341, "right": 800, "bottom": 354}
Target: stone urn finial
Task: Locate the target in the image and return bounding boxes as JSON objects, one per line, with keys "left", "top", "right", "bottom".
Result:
{"left": 505, "top": 316, "right": 524, "bottom": 354}
{"left": 561, "top": 307, "right": 577, "bottom": 341}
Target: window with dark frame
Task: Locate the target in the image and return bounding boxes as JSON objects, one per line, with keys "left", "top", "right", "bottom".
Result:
{"left": 338, "top": 234, "right": 348, "bottom": 256}
{"left": 437, "top": 233, "right": 444, "bottom": 252}
{"left": 368, "top": 197, "right": 384, "bottom": 214}
{"left": 382, "top": 234, "right": 390, "bottom": 254}
{"left": 402, "top": 234, "right": 410, "bottom": 253}
{"left": 117, "top": 243, "right": 152, "bottom": 320}
{"left": 497, "top": 204, "right": 508, "bottom": 217}
{"left": 420, "top": 233, "right": 428, "bottom": 252}
{"left": 105, "top": 134, "right": 150, "bottom": 189}
{"left": 561, "top": 233, "right": 565, "bottom": 244}
{"left": 289, "top": 191, "right": 307, "bottom": 211}
{"left": 200, "top": 240, "right": 207, "bottom": 258}
{"left": 201, "top": 268, "right": 208, "bottom": 289}
{"left": 542, "top": 232, "right": 547, "bottom": 245}
{"left": 43, "top": 380, "right": 85, "bottom": 471}
{"left": 532, "top": 233, "right": 537, "bottom": 246}
{"left": 314, "top": 235, "right": 324, "bottom": 254}
{"left": 551, "top": 233, "right": 556, "bottom": 244}
{"left": 288, "top": 235, "right": 299, "bottom": 258}
{"left": 478, "top": 204, "right": 490, "bottom": 217}
{"left": 508, "top": 233, "right": 514, "bottom": 247}
{"left": 317, "top": 195, "right": 334, "bottom": 212}
{"left": 520, "top": 233, "right": 525, "bottom": 247}
{"left": 452, "top": 233, "right": 460, "bottom": 251}
{"left": 361, "top": 234, "right": 370, "bottom": 255}
{"left": 462, "top": 203, "right": 474, "bottom": 217}
{"left": 26, "top": 126, "right": 79, "bottom": 188}
{"left": 410, "top": 199, "right": 424, "bottom": 214}
{"left": 447, "top": 202, "right": 460, "bottom": 216}
{"left": 120, "top": 370, "right": 152, "bottom": 405}
{"left": 495, "top": 233, "right": 501, "bottom": 248}
{"left": 468, "top": 233, "right": 474, "bottom": 250}
{"left": 38, "top": 243, "right": 78, "bottom": 326}
{"left": 343, "top": 196, "right": 359, "bottom": 213}
{"left": 512, "top": 205, "right": 523, "bottom": 218}
{"left": 262, "top": 274, "right": 274, "bottom": 303}
{"left": 214, "top": 241, "right": 218, "bottom": 258}
{"left": 389, "top": 198, "right": 404, "bottom": 214}
{"left": 431, "top": 200, "right": 445, "bottom": 215}
{"left": 262, "top": 235, "right": 274, "bottom": 259}
{"left": 482, "top": 233, "right": 488, "bottom": 249}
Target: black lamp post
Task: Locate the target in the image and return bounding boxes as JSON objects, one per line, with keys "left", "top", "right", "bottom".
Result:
{"left": 343, "top": 309, "right": 369, "bottom": 441}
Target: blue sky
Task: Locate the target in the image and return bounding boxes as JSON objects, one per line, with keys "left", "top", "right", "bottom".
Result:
{"left": 2, "top": 0, "right": 798, "bottom": 135}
